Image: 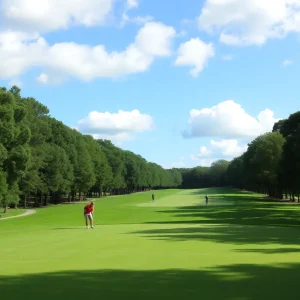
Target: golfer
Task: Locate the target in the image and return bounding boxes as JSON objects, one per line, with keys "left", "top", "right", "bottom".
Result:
{"left": 152, "top": 192, "right": 155, "bottom": 203}
{"left": 205, "top": 195, "right": 209, "bottom": 206}
{"left": 84, "top": 201, "right": 95, "bottom": 229}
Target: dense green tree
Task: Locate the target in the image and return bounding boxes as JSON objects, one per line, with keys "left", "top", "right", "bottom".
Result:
{"left": 209, "top": 160, "right": 230, "bottom": 187}
{"left": 4, "top": 86, "right": 300, "bottom": 210}
{"left": 98, "top": 140, "right": 126, "bottom": 194}
{"left": 275, "top": 112, "right": 300, "bottom": 200}
{"left": 0, "top": 88, "right": 31, "bottom": 211}
{"left": 19, "top": 97, "right": 51, "bottom": 207}
{"left": 243, "top": 132, "right": 285, "bottom": 197}
{"left": 84, "top": 135, "right": 112, "bottom": 197}
{"left": 273, "top": 112, "right": 300, "bottom": 138}
{"left": 227, "top": 156, "right": 244, "bottom": 189}
{"left": 73, "top": 137, "right": 95, "bottom": 199}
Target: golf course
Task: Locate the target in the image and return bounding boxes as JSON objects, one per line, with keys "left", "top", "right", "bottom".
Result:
{"left": 1, "top": 188, "right": 300, "bottom": 300}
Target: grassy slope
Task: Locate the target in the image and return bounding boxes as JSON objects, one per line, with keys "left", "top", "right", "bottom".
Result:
{"left": 1, "top": 188, "right": 300, "bottom": 300}
{"left": 0, "top": 208, "right": 26, "bottom": 219}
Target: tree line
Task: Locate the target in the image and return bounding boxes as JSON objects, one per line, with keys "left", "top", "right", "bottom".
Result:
{"left": 0, "top": 87, "right": 182, "bottom": 211}
{"left": 176, "top": 111, "right": 300, "bottom": 201}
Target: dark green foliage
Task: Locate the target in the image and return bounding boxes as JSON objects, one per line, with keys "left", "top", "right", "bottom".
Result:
{"left": 227, "top": 113, "right": 300, "bottom": 199}
{"left": 0, "top": 89, "right": 31, "bottom": 210}
{"left": 177, "top": 161, "right": 229, "bottom": 189}
{"left": 209, "top": 160, "right": 230, "bottom": 186}
{"left": 227, "top": 156, "right": 244, "bottom": 189}
{"left": 179, "top": 166, "right": 212, "bottom": 189}
{"left": 1, "top": 85, "right": 298, "bottom": 206}
{"left": 0, "top": 87, "right": 182, "bottom": 209}
{"left": 242, "top": 132, "right": 285, "bottom": 197}
{"left": 97, "top": 141, "right": 182, "bottom": 194}
{"left": 177, "top": 112, "right": 299, "bottom": 200}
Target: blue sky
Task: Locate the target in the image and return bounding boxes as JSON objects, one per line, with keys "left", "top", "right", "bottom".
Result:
{"left": 0, "top": 0, "right": 299, "bottom": 168}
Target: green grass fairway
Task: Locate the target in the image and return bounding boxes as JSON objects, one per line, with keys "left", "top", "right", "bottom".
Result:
{"left": 0, "top": 208, "right": 26, "bottom": 219}
{"left": 1, "top": 188, "right": 300, "bottom": 300}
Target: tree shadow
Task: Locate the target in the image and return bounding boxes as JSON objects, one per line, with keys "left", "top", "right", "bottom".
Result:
{"left": 1, "top": 264, "right": 300, "bottom": 300}
{"left": 234, "top": 248, "right": 300, "bottom": 254}
{"left": 182, "top": 187, "right": 256, "bottom": 196}
{"left": 131, "top": 225, "right": 300, "bottom": 246}
{"left": 149, "top": 204, "right": 300, "bottom": 228}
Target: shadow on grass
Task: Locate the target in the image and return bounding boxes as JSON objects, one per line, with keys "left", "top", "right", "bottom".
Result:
{"left": 234, "top": 248, "right": 300, "bottom": 254}
{"left": 1, "top": 264, "right": 300, "bottom": 300}
{"left": 181, "top": 187, "right": 256, "bottom": 196}
{"left": 149, "top": 204, "right": 300, "bottom": 228}
{"left": 132, "top": 225, "right": 300, "bottom": 246}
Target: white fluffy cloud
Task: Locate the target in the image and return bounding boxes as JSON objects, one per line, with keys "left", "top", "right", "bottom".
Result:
{"left": 76, "top": 109, "right": 153, "bottom": 141}
{"left": 127, "top": 0, "right": 138, "bottom": 8}
{"left": 210, "top": 139, "right": 248, "bottom": 157}
{"left": 198, "top": 0, "right": 300, "bottom": 46}
{"left": 195, "top": 158, "right": 216, "bottom": 167}
{"left": 36, "top": 73, "right": 48, "bottom": 84}
{"left": 0, "top": 22, "right": 176, "bottom": 81}
{"left": 190, "top": 146, "right": 212, "bottom": 160}
{"left": 191, "top": 139, "right": 247, "bottom": 160}
{"left": 183, "top": 100, "right": 279, "bottom": 139}
{"left": 282, "top": 59, "right": 293, "bottom": 67}
{"left": 175, "top": 38, "right": 215, "bottom": 77}
{"left": 190, "top": 139, "right": 248, "bottom": 168}
{"left": 121, "top": 0, "right": 152, "bottom": 26}
{"left": 0, "top": 0, "right": 114, "bottom": 33}
{"left": 0, "top": 31, "right": 45, "bottom": 78}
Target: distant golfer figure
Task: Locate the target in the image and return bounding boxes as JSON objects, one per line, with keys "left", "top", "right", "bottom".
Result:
{"left": 84, "top": 201, "right": 94, "bottom": 229}
{"left": 205, "top": 195, "right": 209, "bottom": 207}
{"left": 152, "top": 192, "right": 155, "bottom": 203}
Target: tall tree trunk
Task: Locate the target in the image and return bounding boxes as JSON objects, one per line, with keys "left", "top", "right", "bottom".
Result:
{"left": 35, "top": 192, "right": 38, "bottom": 207}
{"left": 39, "top": 193, "right": 43, "bottom": 206}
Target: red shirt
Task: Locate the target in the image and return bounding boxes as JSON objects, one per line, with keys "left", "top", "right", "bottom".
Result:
{"left": 84, "top": 204, "right": 94, "bottom": 214}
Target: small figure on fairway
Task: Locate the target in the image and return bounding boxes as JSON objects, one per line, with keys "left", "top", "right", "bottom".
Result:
{"left": 152, "top": 192, "right": 155, "bottom": 203}
{"left": 84, "top": 201, "right": 94, "bottom": 229}
{"left": 205, "top": 195, "right": 209, "bottom": 207}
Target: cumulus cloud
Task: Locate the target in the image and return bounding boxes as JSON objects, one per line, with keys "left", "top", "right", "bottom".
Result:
{"left": 127, "top": 0, "right": 138, "bottom": 8}
{"left": 282, "top": 59, "right": 293, "bottom": 67}
{"left": 198, "top": 0, "right": 300, "bottom": 46}
{"left": 76, "top": 109, "right": 153, "bottom": 142}
{"left": 188, "top": 141, "right": 244, "bottom": 167}
{"left": 121, "top": 0, "right": 153, "bottom": 27}
{"left": 0, "top": 22, "right": 176, "bottom": 81}
{"left": 0, "top": 0, "right": 114, "bottom": 33}
{"left": 210, "top": 139, "right": 248, "bottom": 157}
{"left": 36, "top": 73, "right": 48, "bottom": 84}
{"left": 191, "top": 139, "right": 247, "bottom": 159}
{"left": 0, "top": 31, "right": 46, "bottom": 78}
{"left": 175, "top": 38, "right": 215, "bottom": 77}
{"left": 193, "top": 158, "right": 216, "bottom": 167}
{"left": 183, "top": 100, "right": 279, "bottom": 139}
{"left": 190, "top": 146, "right": 212, "bottom": 160}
